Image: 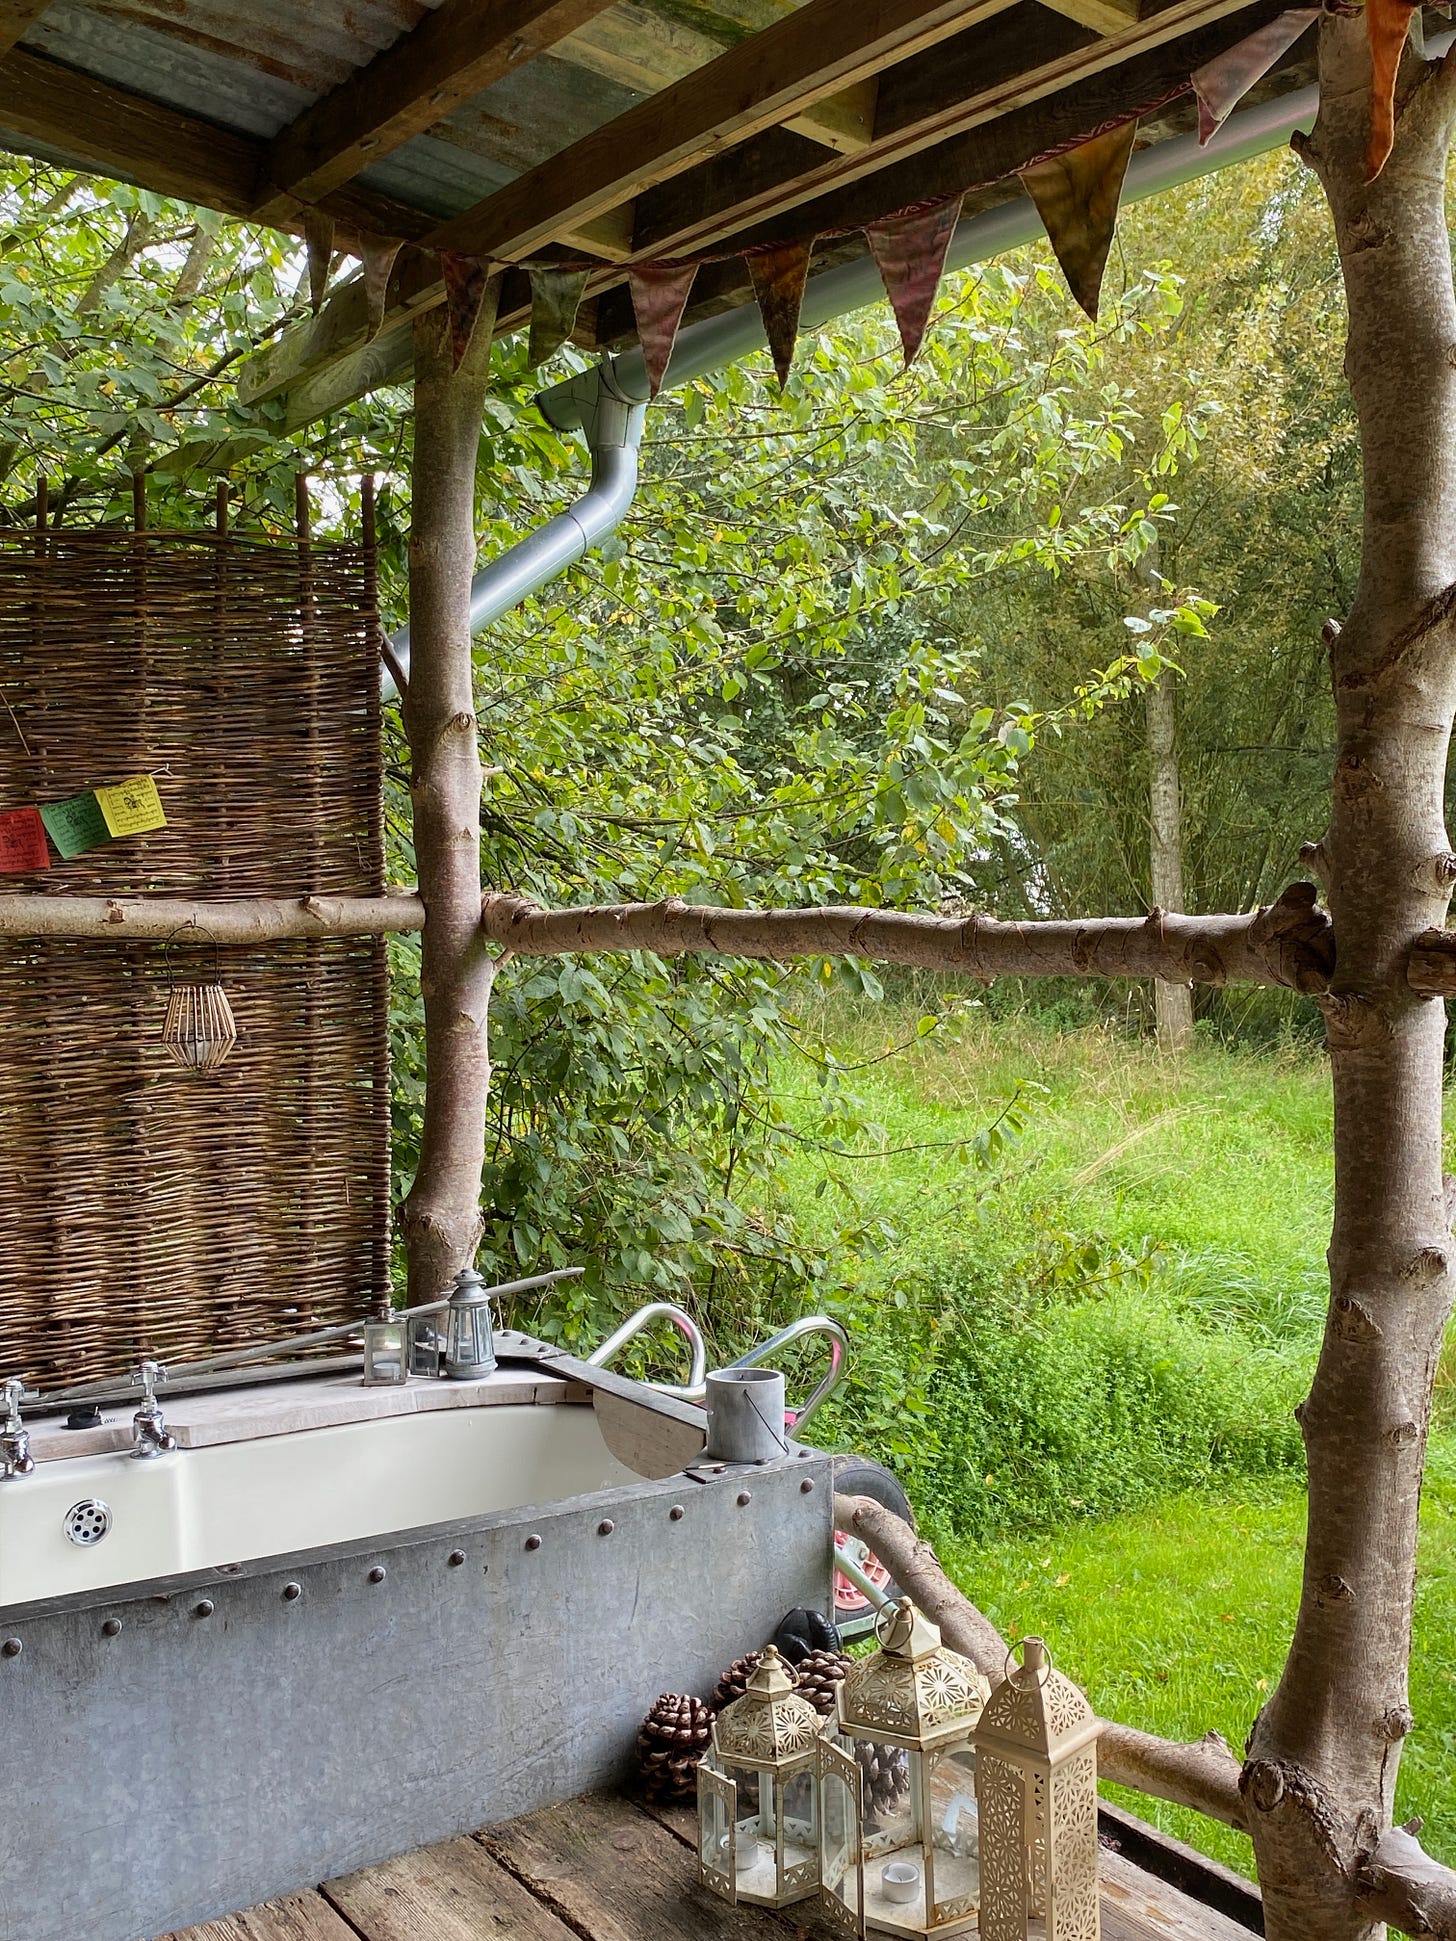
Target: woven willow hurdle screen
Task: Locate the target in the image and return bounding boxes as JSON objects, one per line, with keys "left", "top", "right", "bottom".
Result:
{"left": 0, "top": 529, "right": 390, "bottom": 1390}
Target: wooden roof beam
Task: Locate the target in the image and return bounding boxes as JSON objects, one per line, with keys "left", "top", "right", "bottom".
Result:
{"left": 0, "top": 46, "right": 433, "bottom": 239}
{"left": 423, "top": 0, "right": 1015, "bottom": 261}
{"left": 252, "top": 0, "right": 624, "bottom": 223}
{"left": 0, "top": 1, "right": 51, "bottom": 60}
{"left": 1038, "top": 0, "right": 1143, "bottom": 37}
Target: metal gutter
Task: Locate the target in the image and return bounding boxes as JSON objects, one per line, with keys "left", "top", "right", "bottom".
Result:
{"left": 387, "top": 80, "right": 1325, "bottom": 690}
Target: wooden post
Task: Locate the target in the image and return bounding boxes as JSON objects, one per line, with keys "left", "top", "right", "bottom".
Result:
{"left": 1146, "top": 668, "right": 1194, "bottom": 1051}
{"left": 396, "top": 306, "right": 494, "bottom": 1305}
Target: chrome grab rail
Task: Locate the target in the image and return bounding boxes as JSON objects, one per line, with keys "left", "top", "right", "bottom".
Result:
{"left": 726, "top": 1315, "right": 849, "bottom": 1435}
{"left": 15, "top": 1267, "right": 586, "bottom": 1411}
{"left": 585, "top": 1301, "right": 707, "bottom": 1401}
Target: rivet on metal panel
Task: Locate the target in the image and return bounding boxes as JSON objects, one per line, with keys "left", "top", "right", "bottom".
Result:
{"left": 101, "top": 1618, "right": 123, "bottom": 1638}
{"left": 737, "top": 1491, "right": 752, "bottom": 1506}
{"left": 282, "top": 1583, "right": 302, "bottom": 1602}
{"left": 669, "top": 1505, "right": 685, "bottom": 1521}
{"left": 368, "top": 1566, "right": 386, "bottom": 1584}
{"left": 448, "top": 1550, "right": 466, "bottom": 1567}
{"left": 800, "top": 1479, "right": 815, "bottom": 1493}
{"left": 2, "top": 1638, "right": 21, "bottom": 1658}
{"left": 193, "top": 1601, "right": 214, "bottom": 1619}
{"left": 524, "top": 1534, "right": 542, "bottom": 1552}
{"left": 597, "top": 1520, "right": 614, "bottom": 1536}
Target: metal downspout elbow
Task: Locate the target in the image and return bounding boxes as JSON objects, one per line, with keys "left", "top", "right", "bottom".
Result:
{"left": 383, "top": 355, "right": 649, "bottom": 698}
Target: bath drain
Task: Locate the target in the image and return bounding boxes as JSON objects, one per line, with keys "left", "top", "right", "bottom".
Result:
{"left": 63, "top": 1499, "right": 111, "bottom": 1547}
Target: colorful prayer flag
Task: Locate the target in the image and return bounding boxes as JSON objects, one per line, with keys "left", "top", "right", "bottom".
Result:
{"left": 440, "top": 253, "right": 500, "bottom": 372}
{"left": 629, "top": 263, "right": 699, "bottom": 398}
{"left": 1192, "top": 9, "right": 1320, "bottom": 145}
{"left": 527, "top": 268, "right": 591, "bottom": 369}
{"left": 1020, "top": 120, "right": 1139, "bottom": 322}
{"left": 1366, "top": 0, "right": 1420, "bottom": 179}
{"left": 0, "top": 805, "right": 49, "bottom": 872}
{"left": 865, "top": 196, "right": 963, "bottom": 368}
{"left": 95, "top": 774, "right": 166, "bottom": 838}
{"left": 748, "top": 242, "right": 813, "bottom": 391}
{"left": 40, "top": 791, "right": 111, "bottom": 859}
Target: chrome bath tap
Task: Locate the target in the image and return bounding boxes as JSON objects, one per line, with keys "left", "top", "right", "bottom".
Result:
{"left": 1, "top": 1378, "right": 35, "bottom": 1479}
{"left": 130, "top": 1361, "right": 177, "bottom": 1460}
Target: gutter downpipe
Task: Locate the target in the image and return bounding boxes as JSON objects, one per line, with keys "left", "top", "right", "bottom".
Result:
{"left": 382, "top": 357, "right": 647, "bottom": 698}
{"left": 385, "top": 78, "right": 1329, "bottom": 692}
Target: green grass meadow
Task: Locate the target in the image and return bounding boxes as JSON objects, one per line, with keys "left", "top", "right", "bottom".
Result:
{"left": 777, "top": 1003, "right": 1456, "bottom": 1876}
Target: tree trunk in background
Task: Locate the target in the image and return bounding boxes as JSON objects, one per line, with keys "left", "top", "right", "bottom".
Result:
{"left": 1243, "top": 20, "right": 1456, "bottom": 1939}
{"left": 1146, "top": 667, "right": 1194, "bottom": 1050}
{"left": 397, "top": 308, "right": 494, "bottom": 1306}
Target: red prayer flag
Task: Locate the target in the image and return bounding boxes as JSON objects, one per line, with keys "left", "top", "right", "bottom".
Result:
{"left": 440, "top": 253, "right": 499, "bottom": 371}
{"left": 865, "top": 196, "right": 963, "bottom": 368}
{"left": 1366, "top": 0, "right": 1420, "bottom": 179}
{"left": 629, "top": 263, "right": 699, "bottom": 397}
{"left": 0, "top": 805, "right": 50, "bottom": 872}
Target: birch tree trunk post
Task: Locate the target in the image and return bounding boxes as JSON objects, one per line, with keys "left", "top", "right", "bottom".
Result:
{"left": 1146, "top": 667, "right": 1195, "bottom": 1050}
{"left": 397, "top": 307, "right": 494, "bottom": 1305}
{"left": 1243, "top": 20, "right": 1456, "bottom": 1939}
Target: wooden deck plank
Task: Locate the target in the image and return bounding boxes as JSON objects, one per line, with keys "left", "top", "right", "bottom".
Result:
{"left": 323, "top": 1835, "right": 578, "bottom": 1939}
{"left": 480, "top": 1789, "right": 816, "bottom": 1940}
{"left": 1100, "top": 1847, "right": 1257, "bottom": 1941}
{"left": 161, "top": 1889, "right": 356, "bottom": 1941}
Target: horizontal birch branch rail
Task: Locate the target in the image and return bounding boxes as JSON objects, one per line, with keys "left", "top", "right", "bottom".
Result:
{"left": 35, "top": 885, "right": 1456, "bottom": 1003}
{"left": 0, "top": 892, "right": 426, "bottom": 942}
{"left": 478, "top": 882, "right": 1337, "bottom": 991}
{"left": 833, "top": 1493, "right": 1456, "bottom": 1941}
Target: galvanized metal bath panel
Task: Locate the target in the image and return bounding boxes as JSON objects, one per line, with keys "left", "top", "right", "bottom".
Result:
{"left": 0, "top": 1448, "right": 834, "bottom": 1941}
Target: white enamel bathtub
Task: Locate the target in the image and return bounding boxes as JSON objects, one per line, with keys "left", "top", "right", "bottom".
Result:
{"left": 0, "top": 1398, "right": 648, "bottom": 1608}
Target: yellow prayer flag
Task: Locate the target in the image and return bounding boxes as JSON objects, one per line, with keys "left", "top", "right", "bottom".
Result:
{"left": 95, "top": 773, "right": 166, "bottom": 838}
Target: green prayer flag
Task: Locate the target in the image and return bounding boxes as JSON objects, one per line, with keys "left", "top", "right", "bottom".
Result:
{"left": 40, "top": 790, "right": 111, "bottom": 859}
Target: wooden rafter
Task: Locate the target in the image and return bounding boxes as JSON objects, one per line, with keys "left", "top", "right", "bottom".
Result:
{"left": 423, "top": 0, "right": 1017, "bottom": 261}
{"left": 253, "top": 0, "right": 625, "bottom": 221}
{"left": 0, "top": 0, "right": 50, "bottom": 60}
{"left": 1038, "top": 0, "right": 1143, "bottom": 36}
{"left": 0, "top": 47, "right": 433, "bottom": 240}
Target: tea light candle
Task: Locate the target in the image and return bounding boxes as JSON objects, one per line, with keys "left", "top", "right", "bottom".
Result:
{"left": 882, "top": 1860, "right": 922, "bottom": 1904}
{"left": 718, "top": 1833, "right": 769, "bottom": 1874}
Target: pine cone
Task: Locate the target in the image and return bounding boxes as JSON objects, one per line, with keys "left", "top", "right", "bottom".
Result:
{"left": 636, "top": 1691, "right": 714, "bottom": 1804}
{"left": 856, "top": 1738, "right": 912, "bottom": 1821}
{"left": 794, "top": 1648, "right": 851, "bottom": 1717}
{"left": 710, "top": 1650, "right": 762, "bottom": 1713}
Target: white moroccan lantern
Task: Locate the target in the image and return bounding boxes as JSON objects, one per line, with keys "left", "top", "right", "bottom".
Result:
{"left": 829, "top": 1598, "right": 991, "bottom": 1936}
{"left": 698, "top": 1645, "right": 825, "bottom": 1910}
{"left": 973, "top": 1636, "right": 1102, "bottom": 1941}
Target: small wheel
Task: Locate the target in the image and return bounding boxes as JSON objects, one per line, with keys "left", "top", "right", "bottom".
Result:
{"left": 832, "top": 1457, "right": 914, "bottom": 1637}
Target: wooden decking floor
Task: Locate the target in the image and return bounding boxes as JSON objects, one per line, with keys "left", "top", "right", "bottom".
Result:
{"left": 166, "top": 1791, "right": 1258, "bottom": 1941}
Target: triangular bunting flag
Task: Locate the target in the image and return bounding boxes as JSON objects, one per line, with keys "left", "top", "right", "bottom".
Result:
{"left": 527, "top": 268, "right": 591, "bottom": 369}
{"left": 358, "top": 237, "right": 403, "bottom": 342}
{"left": 303, "top": 210, "right": 335, "bottom": 316}
{"left": 439, "top": 253, "right": 498, "bottom": 371}
{"left": 864, "top": 195, "right": 963, "bottom": 368}
{"left": 1020, "top": 120, "right": 1138, "bottom": 323}
{"left": 747, "top": 241, "right": 813, "bottom": 391}
{"left": 1366, "top": 0, "right": 1420, "bottom": 179}
{"left": 1192, "top": 9, "right": 1320, "bottom": 145}
{"left": 628, "top": 262, "right": 699, "bottom": 398}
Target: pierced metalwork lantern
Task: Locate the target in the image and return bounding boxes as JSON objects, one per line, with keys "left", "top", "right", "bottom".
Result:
{"left": 161, "top": 927, "right": 237, "bottom": 1074}
{"left": 698, "top": 1645, "right": 825, "bottom": 1910}
{"left": 829, "top": 1598, "right": 991, "bottom": 1937}
{"left": 973, "top": 1637, "right": 1101, "bottom": 1941}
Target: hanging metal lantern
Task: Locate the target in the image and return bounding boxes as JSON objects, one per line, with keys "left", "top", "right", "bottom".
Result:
{"left": 161, "top": 926, "right": 237, "bottom": 1074}
{"left": 698, "top": 1644, "right": 826, "bottom": 1910}
{"left": 973, "top": 1636, "right": 1101, "bottom": 1941}
{"left": 829, "top": 1598, "right": 991, "bottom": 1937}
